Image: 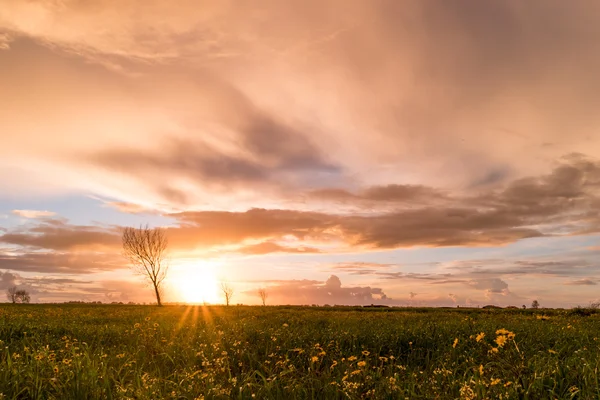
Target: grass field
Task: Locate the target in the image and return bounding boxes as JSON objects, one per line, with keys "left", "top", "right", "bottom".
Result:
{"left": 0, "top": 305, "right": 599, "bottom": 399}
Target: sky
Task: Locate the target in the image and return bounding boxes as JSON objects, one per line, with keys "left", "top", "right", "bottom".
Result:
{"left": 1, "top": 0, "right": 600, "bottom": 307}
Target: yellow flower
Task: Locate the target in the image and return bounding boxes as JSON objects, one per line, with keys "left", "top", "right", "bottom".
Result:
{"left": 357, "top": 361, "right": 366, "bottom": 367}
{"left": 154, "top": 323, "right": 159, "bottom": 328}
{"left": 362, "top": 350, "right": 370, "bottom": 356}
{"left": 311, "top": 356, "right": 319, "bottom": 362}
{"left": 495, "top": 335, "right": 507, "bottom": 347}
{"left": 475, "top": 332, "right": 485, "bottom": 342}
{"left": 452, "top": 338, "right": 459, "bottom": 348}
{"left": 496, "top": 328, "right": 510, "bottom": 335}
{"left": 134, "top": 323, "right": 140, "bottom": 329}
{"left": 350, "top": 370, "right": 361, "bottom": 375}
{"left": 479, "top": 365, "right": 484, "bottom": 375}
{"left": 53, "top": 366, "right": 59, "bottom": 374}
{"left": 282, "top": 323, "right": 289, "bottom": 327}
{"left": 489, "top": 347, "right": 499, "bottom": 354}
{"left": 490, "top": 378, "right": 501, "bottom": 386}
{"left": 145, "top": 317, "right": 151, "bottom": 321}
{"left": 348, "top": 356, "right": 357, "bottom": 362}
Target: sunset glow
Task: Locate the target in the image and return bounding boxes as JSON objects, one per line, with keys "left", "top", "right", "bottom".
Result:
{"left": 174, "top": 261, "right": 220, "bottom": 304}
{"left": 1, "top": 1, "right": 600, "bottom": 307}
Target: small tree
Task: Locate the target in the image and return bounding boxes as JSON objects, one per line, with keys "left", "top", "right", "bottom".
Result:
{"left": 122, "top": 225, "right": 169, "bottom": 306}
{"left": 6, "top": 287, "right": 30, "bottom": 303}
{"left": 220, "top": 282, "right": 234, "bottom": 306}
{"left": 258, "top": 288, "right": 268, "bottom": 306}
{"left": 531, "top": 299, "right": 539, "bottom": 309}
{"left": 6, "top": 286, "right": 17, "bottom": 303}
{"left": 16, "top": 290, "right": 30, "bottom": 304}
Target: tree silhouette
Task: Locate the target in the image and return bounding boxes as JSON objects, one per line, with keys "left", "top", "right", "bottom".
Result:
{"left": 15, "top": 290, "right": 30, "bottom": 303}
{"left": 531, "top": 299, "right": 540, "bottom": 309}
{"left": 221, "top": 282, "right": 234, "bottom": 306}
{"left": 6, "top": 286, "right": 17, "bottom": 303}
{"left": 6, "top": 287, "right": 30, "bottom": 303}
{"left": 258, "top": 288, "right": 268, "bottom": 306}
{"left": 122, "top": 225, "right": 169, "bottom": 306}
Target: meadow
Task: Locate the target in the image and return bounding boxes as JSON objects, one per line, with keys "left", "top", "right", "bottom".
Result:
{"left": 0, "top": 305, "right": 598, "bottom": 399}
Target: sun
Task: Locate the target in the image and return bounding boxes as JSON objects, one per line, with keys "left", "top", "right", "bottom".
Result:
{"left": 175, "top": 260, "right": 220, "bottom": 304}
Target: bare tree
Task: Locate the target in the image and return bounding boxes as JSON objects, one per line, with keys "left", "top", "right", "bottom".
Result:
{"left": 258, "top": 288, "right": 268, "bottom": 306}
{"left": 122, "top": 225, "right": 169, "bottom": 306}
{"left": 531, "top": 299, "right": 539, "bottom": 309}
{"left": 220, "top": 282, "right": 234, "bottom": 306}
{"left": 6, "top": 286, "right": 17, "bottom": 303}
{"left": 6, "top": 287, "right": 30, "bottom": 304}
{"left": 15, "top": 290, "right": 30, "bottom": 304}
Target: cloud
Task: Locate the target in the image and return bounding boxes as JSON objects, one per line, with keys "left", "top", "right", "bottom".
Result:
{"left": 565, "top": 278, "right": 598, "bottom": 286}
{"left": 0, "top": 219, "right": 120, "bottom": 251}
{"left": 0, "top": 270, "right": 18, "bottom": 290}
{"left": 446, "top": 258, "right": 596, "bottom": 278}
{"left": 1, "top": 155, "right": 592, "bottom": 258}
{"left": 308, "top": 184, "right": 447, "bottom": 206}
{"left": 0, "top": 252, "right": 124, "bottom": 274}
{"left": 89, "top": 110, "right": 341, "bottom": 205}
{"left": 2, "top": 154, "right": 600, "bottom": 262}
{"left": 0, "top": 33, "right": 11, "bottom": 50}
{"left": 236, "top": 241, "right": 321, "bottom": 255}
{"left": 250, "top": 274, "right": 393, "bottom": 306}
{"left": 466, "top": 278, "right": 509, "bottom": 293}
{"left": 105, "top": 202, "right": 151, "bottom": 214}
{"left": 12, "top": 209, "right": 56, "bottom": 218}
{"left": 328, "top": 262, "right": 395, "bottom": 275}
{"left": 3, "top": 1, "right": 600, "bottom": 211}
{"left": 2, "top": 1, "right": 600, "bottom": 307}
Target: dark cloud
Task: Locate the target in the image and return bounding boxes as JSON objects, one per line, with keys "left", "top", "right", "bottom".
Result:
{"left": 448, "top": 259, "right": 595, "bottom": 278}
{"left": 0, "top": 219, "right": 120, "bottom": 251}
{"left": 3, "top": 155, "right": 600, "bottom": 262}
{"left": 0, "top": 252, "right": 124, "bottom": 274}
{"left": 466, "top": 278, "right": 509, "bottom": 294}
{"left": 90, "top": 97, "right": 341, "bottom": 204}
{"left": 0, "top": 270, "right": 18, "bottom": 290}
{"left": 565, "top": 278, "right": 598, "bottom": 286}
{"left": 309, "top": 184, "right": 446, "bottom": 204}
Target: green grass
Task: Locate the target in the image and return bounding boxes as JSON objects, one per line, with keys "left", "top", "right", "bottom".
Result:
{"left": 0, "top": 304, "right": 598, "bottom": 399}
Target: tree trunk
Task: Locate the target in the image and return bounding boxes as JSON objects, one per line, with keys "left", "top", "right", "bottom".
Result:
{"left": 153, "top": 283, "right": 162, "bottom": 306}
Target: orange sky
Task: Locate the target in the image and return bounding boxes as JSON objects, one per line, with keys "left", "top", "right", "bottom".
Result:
{"left": 1, "top": 1, "right": 600, "bottom": 307}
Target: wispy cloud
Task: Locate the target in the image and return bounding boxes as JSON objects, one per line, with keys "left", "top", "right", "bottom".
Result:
{"left": 12, "top": 209, "right": 56, "bottom": 219}
{"left": 565, "top": 278, "right": 598, "bottom": 286}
